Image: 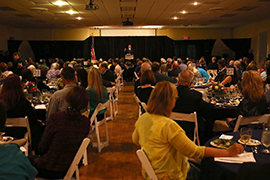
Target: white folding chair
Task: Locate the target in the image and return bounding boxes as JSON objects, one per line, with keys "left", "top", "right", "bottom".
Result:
{"left": 89, "top": 101, "right": 110, "bottom": 152}
{"left": 134, "top": 72, "right": 139, "bottom": 80}
{"left": 36, "top": 138, "right": 90, "bottom": 180}
{"left": 107, "top": 86, "right": 118, "bottom": 118}
{"left": 106, "top": 87, "right": 115, "bottom": 121}
{"left": 133, "top": 94, "right": 147, "bottom": 118}
{"left": 136, "top": 148, "right": 158, "bottom": 180}
{"left": 63, "top": 138, "right": 90, "bottom": 180}
{"left": 115, "top": 76, "right": 122, "bottom": 91}
{"left": 119, "top": 69, "right": 124, "bottom": 86}
{"left": 207, "top": 69, "right": 217, "bottom": 79}
{"left": 233, "top": 114, "right": 270, "bottom": 132}
{"left": 6, "top": 116, "right": 31, "bottom": 156}
{"left": 81, "top": 109, "right": 90, "bottom": 118}
{"left": 170, "top": 112, "right": 200, "bottom": 146}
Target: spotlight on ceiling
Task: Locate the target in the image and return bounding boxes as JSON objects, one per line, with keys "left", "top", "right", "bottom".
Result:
{"left": 85, "top": 0, "right": 99, "bottom": 10}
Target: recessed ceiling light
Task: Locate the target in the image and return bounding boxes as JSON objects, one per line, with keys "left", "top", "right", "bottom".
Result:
{"left": 53, "top": 1, "right": 68, "bottom": 6}
{"left": 76, "top": 17, "right": 82, "bottom": 20}
{"left": 181, "top": 10, "right": 187, "bottom": 14}
{"left": 193, "top": 2, "right": 199, "bottom": 6}
{"left": 173, "top": 17, "right": 178, "bottom": 20}
{"left": 66, "top": 10, "right": 76, "bottom": 15}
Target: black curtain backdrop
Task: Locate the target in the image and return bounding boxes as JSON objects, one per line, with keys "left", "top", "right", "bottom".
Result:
{"left": 174, "top": 39, "right": 216, "bottom": 64}
{"left": 84, "top": 36, "right": 175, "bottom": 61}
{"left": 8, "top": 37, "right": 219, "bottom": 63}
{"left": 8, "top": 40, "right": 22, "bottom": 55}
{"left": 28, "top": 41, "right": 84, "bottom": 62}
{"left": 221, "top": 38, "right": 251, "bottom": 60}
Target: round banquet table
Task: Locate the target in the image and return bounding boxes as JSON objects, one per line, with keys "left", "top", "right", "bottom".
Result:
{"left": 200, "top": 130, "right": 270, "bottom": 180}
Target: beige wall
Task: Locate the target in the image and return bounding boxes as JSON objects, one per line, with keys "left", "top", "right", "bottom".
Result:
{"left": 157, "top": 28, "right": 234, "bottom": 40}
{"left": 234, "top": 19, "right": 270, "bottom": 63}
{"left": 7, "top": 28, "right": 100, "bottom": 41}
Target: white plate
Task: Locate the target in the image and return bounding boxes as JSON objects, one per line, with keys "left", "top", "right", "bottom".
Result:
{"left": 238, "top": 139, "right": 261, "bottom": 146}
{"left": 0, "top": 136, "right": 14, "bottom": 144}
{"left": 210, "top": 139, "right": 236, "bottom": 149}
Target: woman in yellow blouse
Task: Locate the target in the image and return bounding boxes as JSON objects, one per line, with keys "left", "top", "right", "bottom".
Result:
{"left": 132, "top": 81, "right": 243, "bottom": 180}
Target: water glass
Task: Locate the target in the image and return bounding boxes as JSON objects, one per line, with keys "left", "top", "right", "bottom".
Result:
{"left": 261, "top": 125, "right": 270, "bottom": 154}
{"left": 240, "top": 127, "right": 252, "bottom": 153}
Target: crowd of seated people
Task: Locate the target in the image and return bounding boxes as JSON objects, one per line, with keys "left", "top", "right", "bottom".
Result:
{"left": 0, "top": 53, "right": 122, "bottom": 179}
{"left": 29, "top": 86, "right": 90, "bottom": 179}
{"left": 0, "top": 100, "right": 38, "bottom": 179}
{"left": 1, "top": 50, "right": 270, "bottom": 179}
{"left": 132, "top": 81, "right": 243, "bottom": 180}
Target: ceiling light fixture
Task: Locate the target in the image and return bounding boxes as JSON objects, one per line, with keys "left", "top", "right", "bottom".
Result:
{"left": 173, "top": 17, "right": 178, "bottom": 20}
{"left": 193, "top": 2, "right": 198, "bottom": 6}
{"left": 142, "top": 25, "right": 163, "bottom": 29}
{"left": 66, "top": 10, "right": 76, "bottom": 15}
{"left": 76, "top": 17, "right": 82, "bottom": 20}
{"left": 181, "top": 10, "right": 187, "bottom": 14}
{"left": 53, "top": 1, "right": 68, "bottom": 6}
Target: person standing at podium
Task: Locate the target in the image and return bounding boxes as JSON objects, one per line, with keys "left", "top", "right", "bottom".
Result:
{"left": 124, "top": 44, "right": 134, "bottom": 55}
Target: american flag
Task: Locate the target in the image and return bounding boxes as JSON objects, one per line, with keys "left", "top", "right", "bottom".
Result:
{"left": 91, "top": 36, "right": 96, "bottom": 60}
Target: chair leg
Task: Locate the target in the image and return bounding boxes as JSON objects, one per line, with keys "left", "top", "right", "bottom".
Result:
{"left": 106, "top": 100, "right": 113, "bottom": 121}
{"left": 75, "top": 166, "right": 80, "bottom": 180}
{"left": 95, "top": 126, "right": 101, "bottom": 153}
{"left": 113, "top": 100, "right": 118, "bottom": 116}
{"left": 104, "top": 121, "right": 109, "bottom": 146}
{"left": 82, "top": 149, "right": 88, "bottom": 166}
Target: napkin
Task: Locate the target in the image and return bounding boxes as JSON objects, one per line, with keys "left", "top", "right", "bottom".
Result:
{"left": 35, "top": 104, "right": 46, "bottom": 109}
{"left": 214, "top": 152, "right": 256, "bottom": 164}
{"left": 219, "top": 134, "right": 233, "bottom": 140}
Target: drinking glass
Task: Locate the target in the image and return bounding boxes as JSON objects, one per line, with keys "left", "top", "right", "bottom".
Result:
{"left": 261, "top": 125, "right": 270, "bottom": 154}
{"left": 240, "top": 127, "right": 252, "bottom": 153}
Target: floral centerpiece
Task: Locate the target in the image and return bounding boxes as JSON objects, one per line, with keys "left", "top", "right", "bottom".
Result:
{"left": 207, "top": 82, "right": 227, "bottom": 100}
{"left": 22, "top": 81, "right": 41, "bottom": 97}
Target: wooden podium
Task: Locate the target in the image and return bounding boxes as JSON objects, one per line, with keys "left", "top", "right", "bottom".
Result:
{"left": 125, "top": 54, "right": 134, "bottom": 60}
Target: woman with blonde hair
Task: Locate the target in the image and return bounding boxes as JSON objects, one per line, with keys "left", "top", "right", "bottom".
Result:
{"left": 227, "top": 70, "right": 269, "bottom": 127}
{"left": 188, "top": 63, "right": 200, "bottom": 79}
{"left": 87, "top": 67, "right": 108, "bottom": 120}
{"left": 133, "top": 81, "right": 243, "bottom": 180}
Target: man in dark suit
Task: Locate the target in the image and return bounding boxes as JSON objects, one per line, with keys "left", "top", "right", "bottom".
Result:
{"left": 12, "top": 52, "right": 27, "bottom": 75}
{"left": 99, "top": 62, "right": 115, "bottom": 87}
{"left": 151, "top": 62, "right": 177, "bottom": 84}
{"left": 168, "top": 61, "right": 181, "bottom": 78}
{"left": 207, "top": 56, "right": 218, "bottom": 70}
{"left": 124, "top": 44, "right": 134, "bottom": 55}
{"left": 173, "top": 70, "right": 214, "bottom": 144}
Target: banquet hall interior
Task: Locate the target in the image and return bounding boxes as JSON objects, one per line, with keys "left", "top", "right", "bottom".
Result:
{"left": 1, "top": 0, "right": 270, "bottom": 180}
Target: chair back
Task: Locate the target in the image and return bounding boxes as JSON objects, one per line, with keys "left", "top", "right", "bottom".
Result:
{"left": 63, "top": 138, "right": 90, "bottom": 180}
{"left": 133, "top": 94, "right": 147, "bottom": 117}
{"left": 90, "top": 101, "right": 110, "bottom": 126}
{"left": 6, "top": 116, "right": 31, "bottom": 155}
{"left": 136, "top": 149, "right": 158, "bottom": 180}
{"left": 170, "top": 112, "right": 200, "bottom": 145}
{"left": 89, "top": 101, "right": 110, "bottom": 152}
{"left": 233, "top": 114, "right": 270, "bottom": 132}
{"left": 81, "top": 109, "right": 90, "bottom": 118}
{"left": 134, "top": 72, "right": 139, "bottom": 80}
{"left": 207, "top": 69, "right": 217, "bottom": 79}
{"left": 106, "top": 87, "right": 116, "bottom": 120}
